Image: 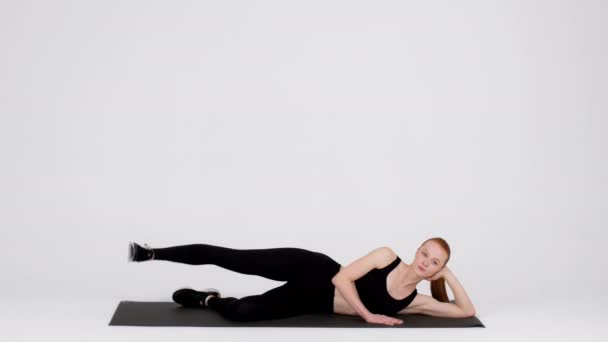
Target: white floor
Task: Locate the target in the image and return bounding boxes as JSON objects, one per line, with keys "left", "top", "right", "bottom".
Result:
{"left": 2, "top": 296, "right": 606, "bottom": 342}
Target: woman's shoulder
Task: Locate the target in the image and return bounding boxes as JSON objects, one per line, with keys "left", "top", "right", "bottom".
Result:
{"left": 374, "top": 246, "right": 398, "bottom": 267}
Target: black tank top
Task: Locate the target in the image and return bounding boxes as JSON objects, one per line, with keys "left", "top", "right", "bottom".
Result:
{"left": 353, "top": 255, "right": 417, "bottom": 315}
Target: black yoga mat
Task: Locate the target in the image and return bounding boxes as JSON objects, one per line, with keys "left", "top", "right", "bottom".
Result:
{"left": 109, "top": 301, "right": 485, "bottom": 328}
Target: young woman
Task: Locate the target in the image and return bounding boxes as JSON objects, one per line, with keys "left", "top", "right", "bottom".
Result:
{"left": 128, "top": 237, "right": 476, "bottom": 325}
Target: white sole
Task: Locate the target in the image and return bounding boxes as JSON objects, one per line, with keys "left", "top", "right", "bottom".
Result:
{"left": 128, "top": 242, "right": 134, "bottom": 261}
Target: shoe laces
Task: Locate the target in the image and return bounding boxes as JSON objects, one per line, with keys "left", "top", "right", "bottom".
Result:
{"left": 143, "top": 243, "right": 154, "bottom": 259}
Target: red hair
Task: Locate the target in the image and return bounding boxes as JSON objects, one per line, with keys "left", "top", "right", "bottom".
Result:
{"left": 420, "top": 237, "right": 451, "bottom": 303}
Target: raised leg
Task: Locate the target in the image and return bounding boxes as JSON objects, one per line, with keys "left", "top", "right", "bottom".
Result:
{"left": 153, "top": 243, "right": 331, "bottom": 282}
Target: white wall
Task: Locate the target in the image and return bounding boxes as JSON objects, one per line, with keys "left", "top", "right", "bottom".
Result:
{"left": 1, "top": 0, "right": 606, "bottom": 313}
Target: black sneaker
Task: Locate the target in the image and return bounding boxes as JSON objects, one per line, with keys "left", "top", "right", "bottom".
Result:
{"left": 172, "top": 287, "right": 221, "bottom": 308}
{"left": 128, "top": 241, "right": 155, "bottom": 262}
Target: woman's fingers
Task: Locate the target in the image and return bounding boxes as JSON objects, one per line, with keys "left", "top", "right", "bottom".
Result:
{"left": 384, "top": 319, "right": 403, "bottom": 325}
{"left": 372, "top": 314, "right": 403, "bottom": 325}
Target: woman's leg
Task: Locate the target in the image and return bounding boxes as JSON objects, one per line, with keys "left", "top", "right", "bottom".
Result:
{"left": 152, "top": 243, "right": 331, "bottom": 282}
{"left": 205, "top": 281, "right": 311, "bottom": 322}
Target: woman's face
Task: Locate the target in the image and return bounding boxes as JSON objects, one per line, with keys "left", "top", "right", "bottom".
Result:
{"left": 413, "top": 242, "right": 446, "bottom": 276}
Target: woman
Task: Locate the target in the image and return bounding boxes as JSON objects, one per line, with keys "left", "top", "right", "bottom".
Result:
{"left": 128, "top": 237, "right": 476, "bottom": 325}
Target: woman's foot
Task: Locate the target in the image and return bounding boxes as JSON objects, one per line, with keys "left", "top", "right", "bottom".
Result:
{"left": 172, "top": 287, "right": 221, "bottom": 308}
{"left": 128, "top": 241, "right": 155, "bottom": 262}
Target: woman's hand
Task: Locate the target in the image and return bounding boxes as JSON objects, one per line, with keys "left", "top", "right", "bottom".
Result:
{"left": 425, "top": 265, "right": 450, "bottom": 282}
{"left": 364, "top": 313, "right": 404, "bottom": 326}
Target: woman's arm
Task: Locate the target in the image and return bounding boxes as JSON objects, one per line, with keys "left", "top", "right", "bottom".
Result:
{"left": 442, "top": 268, "right": 476, "bottom": 315}
{"left": 333, "top": 279, "right": 373, "bottom": 320}
{"left": 331, "top": 246, "right": 394, "bottom": 320}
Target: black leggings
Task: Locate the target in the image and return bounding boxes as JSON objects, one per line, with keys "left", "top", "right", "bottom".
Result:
{"left": 152, "top": 243, "right": 342, "bottom": 322}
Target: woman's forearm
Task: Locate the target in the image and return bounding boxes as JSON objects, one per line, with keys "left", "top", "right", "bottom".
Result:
{"left": 443, "top": 269, "right": 476, "bottom": 314}
{"left": 333, "top": 279, "right": 373, "bottom": 319}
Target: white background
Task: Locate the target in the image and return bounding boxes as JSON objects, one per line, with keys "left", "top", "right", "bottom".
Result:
{"left": 1, "top": 0, "right": 606, "bottom": 341}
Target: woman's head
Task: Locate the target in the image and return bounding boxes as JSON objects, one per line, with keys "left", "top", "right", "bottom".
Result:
{"left": 414, "top": 237, "right": 451, "bottom": 275}
{"left": 414, "top": 237, "right": 452, "bottom": 302}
